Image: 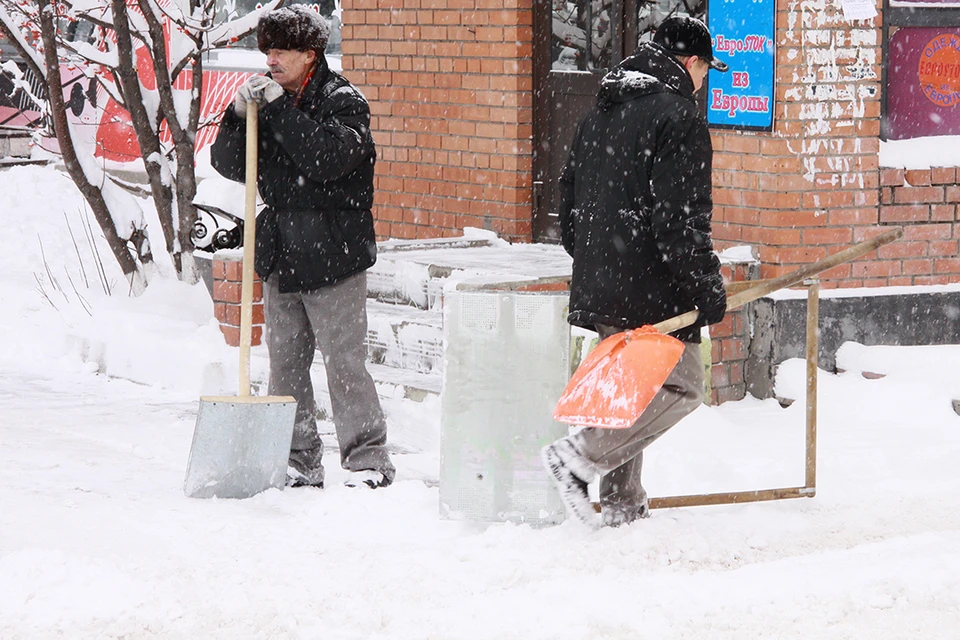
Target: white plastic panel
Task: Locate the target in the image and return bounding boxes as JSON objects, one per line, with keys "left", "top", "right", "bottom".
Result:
{"left": 439, "top": 290, "right": 570, "bottom": 525}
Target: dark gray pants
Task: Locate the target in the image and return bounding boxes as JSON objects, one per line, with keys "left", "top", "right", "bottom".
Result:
{"left": 572, "top": 328, "right": 704, "bottom": 511}
{"left": 263, "top": 272, "right": 394, "bottom": 478}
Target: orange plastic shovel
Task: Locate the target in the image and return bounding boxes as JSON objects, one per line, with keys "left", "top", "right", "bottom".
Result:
{"left": 554, "top": 326, "right": 685, "bottom": 428}
{"left": 553, "top": 229, "right": 904, "bottom": 429}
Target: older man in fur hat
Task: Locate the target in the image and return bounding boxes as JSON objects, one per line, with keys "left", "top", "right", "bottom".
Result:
{"left": 211, "top": 4, "right": 394, "bottom": 490}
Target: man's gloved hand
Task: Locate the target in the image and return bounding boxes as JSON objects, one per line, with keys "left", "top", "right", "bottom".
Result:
{"left": 233, "top": 88, "right": 249, "bottom": 118}
{"left": 233, "top": 76, "right": 284, "bottom": 117}
{"left": 696, "top": 282, "right": 728, "bottom": 327}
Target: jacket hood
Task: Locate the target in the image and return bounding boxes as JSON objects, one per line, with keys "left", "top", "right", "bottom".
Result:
{"left": 596, "top": 42, "right": 696, "bottom": 111}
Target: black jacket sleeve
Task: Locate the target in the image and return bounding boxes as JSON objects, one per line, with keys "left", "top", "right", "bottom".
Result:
{"left": 558, "top": 120, "right": 583, "bottom": 257}
{"left": 210, "top": 107, "right": 247, "bottom": 184}
{"left": 647, "top": 102, "right": 726, "bottom": 326}
{"left": 259, "top": 84, "right": 374, "bottom": 184}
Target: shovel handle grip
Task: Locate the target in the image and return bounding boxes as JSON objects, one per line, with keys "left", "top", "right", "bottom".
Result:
{"left": 239, "top": 102, "right": 259, "bottom": 397}
{"left": 652, "top": 228, "right": 904, "bottom": 335}
{"left": 653, "top": 310, "right": 701, "bottom": 335}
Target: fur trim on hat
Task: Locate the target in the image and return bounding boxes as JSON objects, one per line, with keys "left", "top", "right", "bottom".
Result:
{"left": 257, "top": 5, "right": 331, "bottom": 54}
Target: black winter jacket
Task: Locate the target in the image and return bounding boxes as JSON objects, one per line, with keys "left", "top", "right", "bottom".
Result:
{"left": 559, "top": 42, "right": 726, "bottom": 343}
{"left": 211, "top": 58, "right": 377, "bottom": 293}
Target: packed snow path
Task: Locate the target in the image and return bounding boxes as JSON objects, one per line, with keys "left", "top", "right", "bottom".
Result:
{"left": 2, "top": 360, "right": 959, "bottom": 639}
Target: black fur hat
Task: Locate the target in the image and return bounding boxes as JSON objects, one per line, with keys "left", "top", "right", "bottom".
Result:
{"left": 257, "top": 5, "right": 331, "bottom": 54}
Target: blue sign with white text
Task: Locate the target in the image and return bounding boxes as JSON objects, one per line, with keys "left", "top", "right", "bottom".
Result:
{"left": 707, "top": 0, "right": 775, "bottom": 130}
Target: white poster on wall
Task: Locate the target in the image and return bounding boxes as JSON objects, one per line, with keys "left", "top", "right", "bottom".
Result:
{"left": 841, "top": 0, "right": 879, "bottom": 20}
{"left": 889, "top": 0, "right": 960, "bottom": 6}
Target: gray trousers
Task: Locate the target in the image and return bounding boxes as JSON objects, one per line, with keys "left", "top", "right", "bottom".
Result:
{"left": 263, "top": 272, "right": 394, "bottom": 477}
{"left": 573, "top": 328, "right": 704, "bottom": 510}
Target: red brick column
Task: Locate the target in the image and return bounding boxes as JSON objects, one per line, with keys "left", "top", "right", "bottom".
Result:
{"left": 341, "top": 0, "right": 534, "bottom": 242}
{"left": 212, "top": 252, "right": 264, "bottom": 347}
{"left": 708, "top": 261, "right": 756, "bottom": 404}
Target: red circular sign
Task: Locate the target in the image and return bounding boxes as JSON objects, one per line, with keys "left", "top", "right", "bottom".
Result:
{"left": 918, "top": 33, "right": 960, "bottom": 107}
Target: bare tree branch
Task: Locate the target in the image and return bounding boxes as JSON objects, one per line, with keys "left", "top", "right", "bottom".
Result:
{"left": 3, "top": 0, "right": 271, "bottom": 284}
{"left": 0, "top": 4, "right": 46, "bottom": 81}
{"left": 36, "top": 0, "right": 139, "bottom": 279}
{"left": 110, "top": 0, "right": 177, "bottom": 256}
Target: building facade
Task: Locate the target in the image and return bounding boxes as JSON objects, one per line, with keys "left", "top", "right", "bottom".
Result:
{"left": 342, "top": 0, "right": 960, "bottom": 402}
{"left": 344, "top": 0, "right": 960, "bottom": 284}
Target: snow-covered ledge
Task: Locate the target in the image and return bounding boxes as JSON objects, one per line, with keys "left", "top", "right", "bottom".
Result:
{"left": 880, "top": 136, "right": 960, "bottom": 169}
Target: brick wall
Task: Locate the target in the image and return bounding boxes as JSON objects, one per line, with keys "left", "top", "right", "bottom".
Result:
{"left": 879, "top": 168, "right": 960, "bottom": 284}
{"left": 341, "top": 0, "right": 535, "bottom": 242}
{"left": 338, "top": 0, "right": 960, "bottom": 404}
{"left": 711, "top": 0, "right": 904, "bottom": 287}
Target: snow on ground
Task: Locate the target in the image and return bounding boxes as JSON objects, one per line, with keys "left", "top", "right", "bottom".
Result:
{"left": 2, "top": 164, "right": 960, "bottom": 639}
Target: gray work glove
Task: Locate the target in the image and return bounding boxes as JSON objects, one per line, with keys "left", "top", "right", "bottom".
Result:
{"left": 233, "top": 76, "right": 284, "bottom": 117}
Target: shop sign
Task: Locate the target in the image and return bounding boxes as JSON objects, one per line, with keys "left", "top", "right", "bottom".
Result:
{"left": 918, "top": 33, "right": 960, "bottom": 107}
{"left": 887, "top": 27, "right": 960, "bottom": 139}
{"left": 707, "top": 0, "right": 776, "bottom": 130}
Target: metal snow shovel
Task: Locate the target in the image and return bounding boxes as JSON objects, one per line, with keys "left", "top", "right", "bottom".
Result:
{"left": 554, "top": 228, "right": 905, "bottom": 428}
{"left": 184, "top": 102, "right": 297, "bottom": 499}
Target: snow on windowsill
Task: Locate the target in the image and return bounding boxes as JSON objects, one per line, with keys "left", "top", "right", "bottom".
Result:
{"left": 879, "top": 136, "right": 960, "bottom": 170}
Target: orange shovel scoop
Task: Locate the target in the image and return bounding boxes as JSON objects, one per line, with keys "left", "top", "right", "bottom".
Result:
{"left": 553, "top": 327, "right": 685, "bottom": 429}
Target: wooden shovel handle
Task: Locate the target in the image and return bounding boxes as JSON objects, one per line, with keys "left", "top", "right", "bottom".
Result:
{"left": 238, "top": 102, "right": 258, "bottom": 396}
{"left": 653, "top": 228, "right": 904, "bottom": 335}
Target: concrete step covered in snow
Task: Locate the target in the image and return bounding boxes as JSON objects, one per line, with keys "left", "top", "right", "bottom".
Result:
{"left": 188, "top": 230, "right": 573, "bottom": 415}
{"left": 368, "top": 230, "right": 572, "bottom": 309}
{"left": 365, "top": 299, "right": 443, "bottom": 375}
{"left": 0, "top": 126, "right": 32, "bottom": 159}
{"left": 0, "top": 158, "right": 48, "bottom": 168}
{"left": 357, "top": 229, "right": 572, "bottom": 400}
{"left": 367, "top": 232, "right": 500, "bottom": 309}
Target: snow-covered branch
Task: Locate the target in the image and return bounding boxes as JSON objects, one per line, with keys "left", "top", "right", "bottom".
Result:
{"left": 0, "top": 3, "right": 46, "bottom": 74}
{"left": 4, "top": 0, "right": 271, "bottom": 285}
{"left": 204, "top": 0, "right": 281, "bottom": 52}
{"left": 0, "top": 59, "right": 44, "bottom": 111}
{"left": 64, "top": 38, "right": 118, "bottom": 67}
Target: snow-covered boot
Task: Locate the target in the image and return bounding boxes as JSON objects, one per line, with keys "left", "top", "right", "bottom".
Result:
{"left": 541, "top": 438, "right": 600, "bottom": 529}
{"left": 287, "top": 447, "right": 325, "bottom": 488}
{"left": 601, "top": 498, "right": 650, "bottom": 528}
{"left": 344, "top": 470, "right": 392, "bottom": 489}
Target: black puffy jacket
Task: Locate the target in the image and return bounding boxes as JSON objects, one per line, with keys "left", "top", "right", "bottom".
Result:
{"left": 559, "top": 42, "right": 726, "bottom": 343}
{"left": 211, "top": 58, "right": 377, "bottom": 293}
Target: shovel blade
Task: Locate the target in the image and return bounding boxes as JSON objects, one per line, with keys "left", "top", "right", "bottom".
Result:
{"left": 554, "top": 326, "right": 685, "bottom": 428}
{"left": 184, "top": 395, "right": 297, "bottom": 499}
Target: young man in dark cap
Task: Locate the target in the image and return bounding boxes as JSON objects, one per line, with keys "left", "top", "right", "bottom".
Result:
{"left": 542, "top": 16, "right": 728, "bottom": 528}
{"left": 211, "top": 4, "right": 395, "bottom": 490}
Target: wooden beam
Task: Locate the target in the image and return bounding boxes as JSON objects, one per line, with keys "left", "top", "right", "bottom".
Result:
{"left": 648, "top": 486, "right": 816, "bottom": 510}
{"left": 655, "top": 228, "right": 904, "bottom": 334}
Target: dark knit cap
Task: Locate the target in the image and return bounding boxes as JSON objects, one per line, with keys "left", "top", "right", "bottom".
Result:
{"left": 257, "top": 5, "right": 331, "bottom": 54}
{"left": 654, "top": 16, "right": 729, "bottom": 72}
